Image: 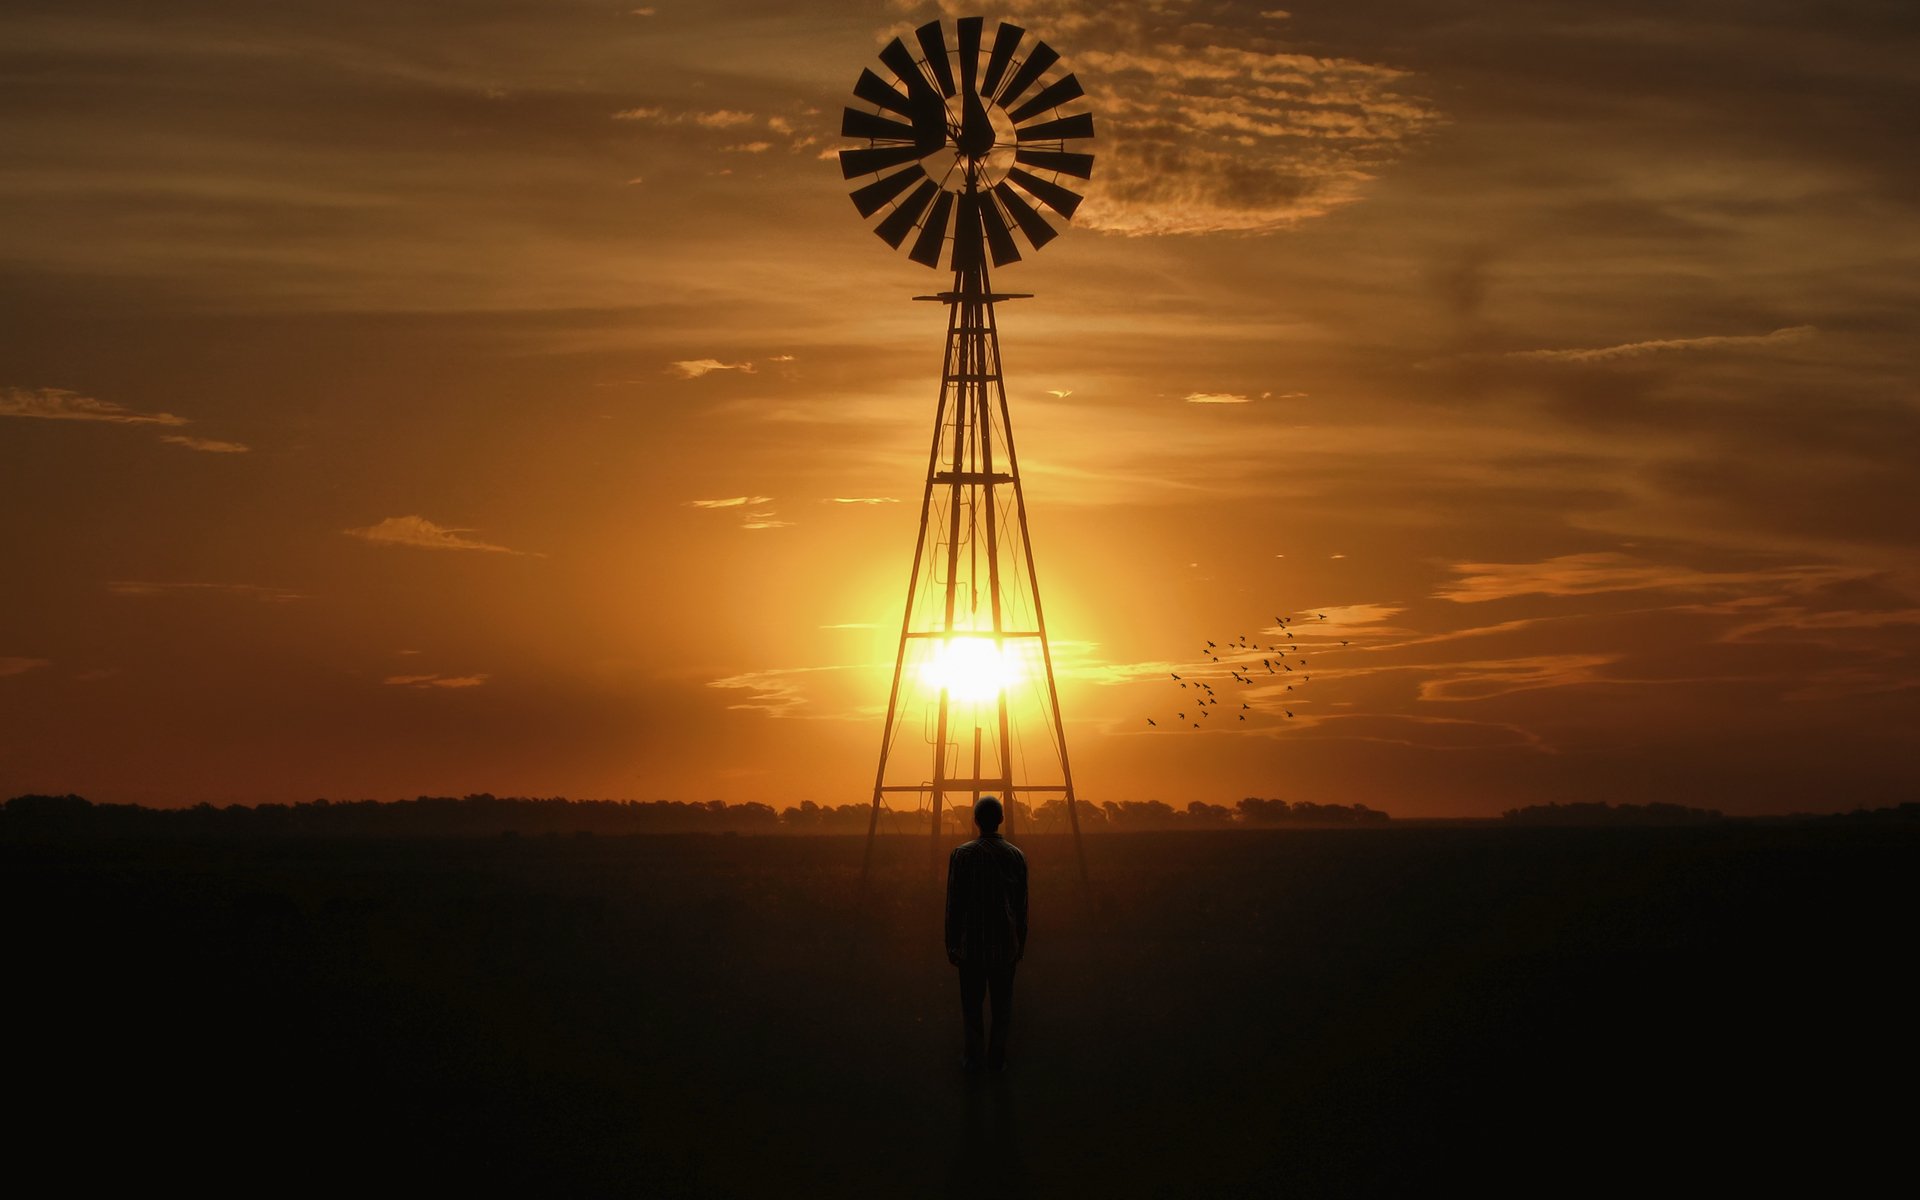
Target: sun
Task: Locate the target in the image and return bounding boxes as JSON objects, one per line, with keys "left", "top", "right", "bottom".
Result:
{"left": 922, "top": 635, "right": 1021, "bottom": 703}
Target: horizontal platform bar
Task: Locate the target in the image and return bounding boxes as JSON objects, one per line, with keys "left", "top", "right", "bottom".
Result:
{"left": 944, "top": 373, "right": 1002, "bottom": 383}
{"left": 913, "top": 292, "right": 1033, "bottom": 303}
{"left": 932, "top": 471, "right": 1013, "bottom": 486}
{"left": 877, "top": 785, "right": 1072, "bottom": 794}
{"left": 903, "top": 630, "right": 1042, "bottom": 639}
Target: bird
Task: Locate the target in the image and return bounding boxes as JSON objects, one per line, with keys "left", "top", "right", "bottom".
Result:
{"left": 1285, "top": 709, "right": 1294, "bottom": 718}
{"left": 1211, "top": 655, "right": 1219, "bottom": 662}
{"left": 1177, "top": 712, "right": 1186, "bottom": 720}
{"left": 1285, "top": 665, "right": 1292, "bottom": 672}
{"left": 1238, "top": 714, "right": 1246, "bottom": 720}
{"left": 1241, "top": 702, "right": 1250, "bottom": 710}
{"left": 1192, "top": 723, "right": 1199, "bottom": 728}
{"left": 1171, "top": 672, "right": 1181, "bottom": 680}
{"left": 1341, "top": 640, "right": 1349, "bottom": 646}
{"left": 1206, "top": 640, "right": 1216, "bottom": 648}
{"left": 1179, "top": 682, "right": 1187, "bottom": 688}
{"left": 1318, "top": 614, "right": 1326, "bottom": 620}
{"left": 1286, "top": 631, "right": 1294, "bottom": 639}
{"left": 1147, "top": 718, "right": 1156, "bottom": 726}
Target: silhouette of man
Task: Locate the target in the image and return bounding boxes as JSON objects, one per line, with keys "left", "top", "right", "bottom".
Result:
{"left": 945, "top": 796, "right": 1027, "bottom": 1072}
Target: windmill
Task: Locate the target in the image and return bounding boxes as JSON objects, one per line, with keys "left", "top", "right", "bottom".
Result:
{"left": 840, "top": 16, "right": 1093, "bottom": 884}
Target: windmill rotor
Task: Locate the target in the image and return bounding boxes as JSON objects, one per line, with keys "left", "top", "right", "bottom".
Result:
{"left": 840, "top": 17, "right": 1096, "bottom": 271}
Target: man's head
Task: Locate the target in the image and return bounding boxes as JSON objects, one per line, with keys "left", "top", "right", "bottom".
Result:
{"left": 974, "top": 796, "right": 1004, "bottom": 833}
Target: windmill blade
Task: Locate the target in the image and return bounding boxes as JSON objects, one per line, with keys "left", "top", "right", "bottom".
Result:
{"left": 908, "top": 190, "right": 955, "bottom": 268}
{"left": 854, "top": 68, "right": 914, "bottom": 118}
{"left": 1008, "top": 74, "right": 1084, "bottom": 124}
{"left": 995, "top": 40, "right": 1059, "bottom": 108}
{"left": 840, "top": 143, "right": 925, "bottom": 179}
{"left": 914, "top": 22, "right": 956, "bottom": 98}
{"left": 993, "top": 181, "right": 1058, "bottom": 250}
{"left": 1007, "top": 167, "right": 1084, "bottom": 219}
{"left": 956, "top": 17, "right": 982, "bottom": 98}
{"left": 878, "top": 38, "right": 926, "bottom": 94}
{"left": 979, "top": 193, "right": 1022, "bottom": 267}
{"left": 851, "top": 165, "right": 926, "bottom": 218}
{"left": 1015, "top": 112, "right": 1095, "bottom": 143}
{"left": 1014, "top": 148, "right": 1095, "bottom": 179}
{"left": 875, "top": 180, "right": 939, "bottom": 248}
{"left": 982, "top": 23, "right": 1024, "bottom": 99}
{"left": 842, "top": 108, "right": 917, "bottom": 142}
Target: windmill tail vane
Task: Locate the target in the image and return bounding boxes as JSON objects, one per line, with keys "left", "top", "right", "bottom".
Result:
{"left": 842, "top": 17, "right": 1095, "bottom": 885}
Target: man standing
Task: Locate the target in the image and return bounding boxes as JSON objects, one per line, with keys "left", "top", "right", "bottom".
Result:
{"left": 945, "top": 796, "right": 1028, "bottom": 1072}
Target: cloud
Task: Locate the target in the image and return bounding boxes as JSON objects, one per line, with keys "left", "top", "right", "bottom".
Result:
{"left": 668, "top": 358, "right": 755, "bottom": 379}
{"left": 722, "top": 141, "right": 772, "bottom": 154}
{"left": 344, "top": 515, "right": 530, "bottom": 555}
{"left": 1047, "top": 388, "right": 1074, "bottom": 398}
{"left": 740, "top": 512, "right": 792, "bottom": 529}
{"left": 158, "top": 434, "right": 251, "bottom": 453}
{"left": 108, "top": 580, "right": 307, "bottom": 602}
{"left": 383, "top": 673, "right": 490, "bottom": 689}
{"left": 612, "top": 108, "right": 758, "bottom": 129}
{"left": 826, "top": 496, "right": 898, "bottom": 505}
{"left": 1415, "top": 654, "right": 1620, "bottom": 702}
{"left": 688, "top": 495, "right": 771, "bottom": 508}
{"left": 940, "top": 2, "right": 1439, "bottom": 235}
{"left": 1, "top": 387, "right": 187, "bottom": 426}
{"left": 1437, "top": 553, "right": 1853, "bottom": 604}
{"left": 769, "top": 354, "right": 796, "bottom": 363}
{"left": 1496, "top": 325, "right": 1816, "bottom": 365}
{"left": 1, "top": 656, "right": 51, "bottom": 678}
{"left": 1184, "top": 392, "right": 1250, "bottom": 404}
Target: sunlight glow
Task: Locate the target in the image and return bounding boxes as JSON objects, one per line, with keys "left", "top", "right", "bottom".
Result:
{"left": 921, "top": 636, "right": 1020, "bottom": 703}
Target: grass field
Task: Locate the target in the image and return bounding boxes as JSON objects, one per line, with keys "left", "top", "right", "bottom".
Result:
{"left": 9, "top": 826, "right": 1912, "bottom": 1195}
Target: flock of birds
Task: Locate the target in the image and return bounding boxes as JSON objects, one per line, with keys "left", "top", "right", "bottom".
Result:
{"left": 1148, "top": 613, "right": 1350, "bottom": 730}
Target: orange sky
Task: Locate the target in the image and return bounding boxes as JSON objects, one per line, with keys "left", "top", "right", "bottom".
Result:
{"left": 3, "top": 1, "right": 1916, "bottom": 815}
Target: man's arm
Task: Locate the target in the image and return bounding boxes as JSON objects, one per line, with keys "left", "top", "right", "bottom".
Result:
{"left": 1013, "top": 852, "right": 1029, "bottom": 960}
{"left": 944, "top": 847, "right": 964, "bottom": 964}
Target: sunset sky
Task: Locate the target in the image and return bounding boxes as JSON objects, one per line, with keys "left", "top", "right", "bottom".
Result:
{"left": 3, "top": 0, "right": 1916, "bottom": 815}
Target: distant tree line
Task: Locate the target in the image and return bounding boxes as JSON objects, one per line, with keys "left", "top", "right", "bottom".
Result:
{"left": 1, "top": 793, "right": 1392, "bottom": 839}
{"left": 1500, "top": 801, "right": 1726, "bottom": 826}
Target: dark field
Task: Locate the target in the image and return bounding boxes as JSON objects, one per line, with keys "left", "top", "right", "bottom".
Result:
{"left": 9, "top": 826, "right": 1913, "bottom": 1195}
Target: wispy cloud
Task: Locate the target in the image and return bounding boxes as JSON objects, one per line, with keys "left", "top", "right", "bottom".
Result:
{"left": 157, "top": 434, "right": 250, "bottom": 453}
{"left": 1184, "top": 392, "right": 1250, "bottom": 405}
{"left": 688, "top": 495, "right": 771, "bottom": 509}
{"left": 1444, "top": 326, "right": 1817, "bottom": 366}
{"left": 344, "top": 515, "right": 531, "bottom": 555}
{"left": 1, "top": 656, "right": 51, "bottom": 678}
{"left": 1437, "top": 553, "right": 1853, "bottom": 604}
{"left": 740, "top": 512, "right": 792, "bottom": 530}
{"left": 2, "top": 387, "right": 187, "bottom": 426}
{"left": 722, "top": 141, "right": 772, "bottom": 154}
{"left": 1415, "top": 654, "right": 1620, "bottom": 702}
{"left": 384, "top": 673, "right": 489, "bottom": 689}
{"left": 668, "top": 358, "right": 755, "bottom": 379}
{"left": 1002, "top": 2, "right": 1440, "bottom": 236}
{"left": 108, "top": 580, "right": 307, "bottom": 602}
{"left": 826, "top": 496, "right": 898, "bottom": 505}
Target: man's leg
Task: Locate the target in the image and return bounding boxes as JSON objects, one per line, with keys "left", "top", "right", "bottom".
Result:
{"left": 958, "top": 961, "right": 987, "bottom": 1069}
{"left": 986, "top": 961, "right": 1015, "bottom": 1070}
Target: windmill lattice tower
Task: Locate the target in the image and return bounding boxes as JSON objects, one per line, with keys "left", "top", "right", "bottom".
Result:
{"left": 839, "top": 16, "right": 1093, "bottom": 882}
